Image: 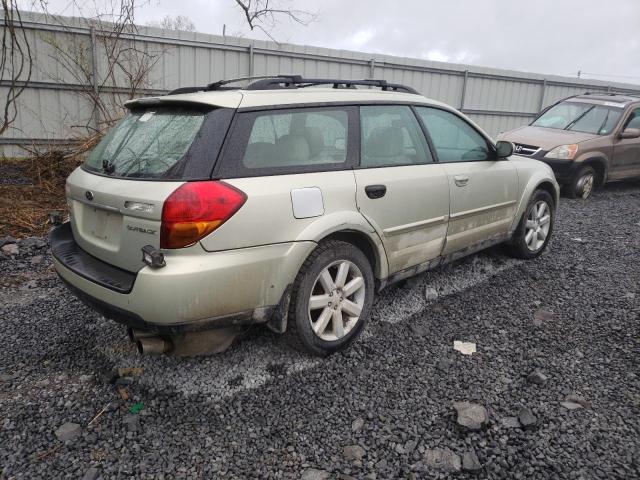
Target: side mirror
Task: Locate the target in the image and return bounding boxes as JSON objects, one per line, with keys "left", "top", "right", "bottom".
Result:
{"left": 495, "top": 140, "right": 514, "bottom": 159}
{"left": 619, "top": 128, "right": 640, "bottom": 140}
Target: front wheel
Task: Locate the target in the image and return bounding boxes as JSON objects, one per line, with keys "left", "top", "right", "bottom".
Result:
{"left": 566, "top": 165, "right": 596, "bottom": 199}
{"left": 507, "top": 189, "right": 555, "bottom": 259}
{"left": 285, "top": 240, "right": 374, "bottom": 356}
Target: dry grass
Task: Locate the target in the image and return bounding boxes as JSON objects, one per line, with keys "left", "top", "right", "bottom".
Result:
{"left": 0, "top": 135, "right": 102, "bottom": 238}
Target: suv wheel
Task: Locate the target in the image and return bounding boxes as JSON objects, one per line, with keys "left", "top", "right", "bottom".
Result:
{"left": 567, "top": 165, "right": 596, "bottom": 199}
{"left": 285, "top": 240, "right": 374, "bottom": 356}
{"left": 507, "top": 189, "right": 555, "bottom": 259}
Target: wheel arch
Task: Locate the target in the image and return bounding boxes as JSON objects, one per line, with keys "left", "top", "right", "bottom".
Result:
{"left": 317, "top": 229, "right": 386, "bottom": 281}
{"left": 578, "top": 156, "right": 608, "bottom": 186}
{"left": 509, "top": 171, "right": 560, "bottom": 234}
{"left": 294, "top": 212, "right": 389, "bottom": 280}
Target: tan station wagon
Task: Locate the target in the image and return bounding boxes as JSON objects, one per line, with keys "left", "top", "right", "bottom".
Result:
{"left": 51, "top": 76, "right": 559, "bottom": 356}
{"left": 499, "top": 93, "right": 640, "bottom": 199}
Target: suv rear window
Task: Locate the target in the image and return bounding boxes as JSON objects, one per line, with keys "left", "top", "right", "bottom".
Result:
{"left": 84, "top": 106, "right": 233, "bottom": 180}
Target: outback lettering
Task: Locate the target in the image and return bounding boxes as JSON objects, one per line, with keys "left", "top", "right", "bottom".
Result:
{"left": 126, "top": 225, "right": 157, "bottom": 235}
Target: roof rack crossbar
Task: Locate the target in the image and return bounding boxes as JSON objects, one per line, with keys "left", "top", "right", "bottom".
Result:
{"left": 165, "top": 75, "right": 419, "bottom": 96}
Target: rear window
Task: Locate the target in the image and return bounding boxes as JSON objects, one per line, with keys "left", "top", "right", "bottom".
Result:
{"left": 84, "top": 106, "right": 233, "bottom": 180}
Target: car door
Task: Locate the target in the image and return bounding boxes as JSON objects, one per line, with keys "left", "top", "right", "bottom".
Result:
{"left": 611, "top": 106, "right": 640, "bottom": 180}
{"left": 415, "top": 106, "right": 518, "bottom": 255}
{"left": 354, "top": 105, "right": 450, "bottom": 275}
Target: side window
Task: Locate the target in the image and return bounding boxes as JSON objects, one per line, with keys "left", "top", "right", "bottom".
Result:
{"left": 242, "top": 108, "right": 348, "bottom": 169}
{"left": 415, "top": 107, "right": 492, "bottom": 162}
{"left": 360, "top": 105, "right": 433, "bottom": 167}
{"left": 624, "top": 108, "right": 640, "bottom": 130}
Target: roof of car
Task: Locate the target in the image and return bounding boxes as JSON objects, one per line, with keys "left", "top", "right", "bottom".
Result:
{"left": 125, "top": 76, "right": 451, "bottom": 111}
{"left": 570, "top": 93, "right": 640, "bottom": 106}
{"left": 126, "top": 87, "right": 445, "bottom": 110}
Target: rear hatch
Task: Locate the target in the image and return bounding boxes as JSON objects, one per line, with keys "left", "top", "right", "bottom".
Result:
{"left": 66, "top": 96, "right": 238, "bottom": 272}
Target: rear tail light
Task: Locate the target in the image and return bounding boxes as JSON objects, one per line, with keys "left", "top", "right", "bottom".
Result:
{"left": 160, "top": 181, "right": 247, "bottom": 249}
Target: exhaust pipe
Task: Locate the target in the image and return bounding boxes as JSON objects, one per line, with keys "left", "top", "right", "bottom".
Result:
{"left": 127, "top": 327, "right": 158, "bottom": 343}
{"left": 136, "top": 337, "right": 172, "bottom": 355}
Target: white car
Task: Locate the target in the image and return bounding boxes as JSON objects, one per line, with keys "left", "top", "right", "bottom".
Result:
{"left": 51, "top": 76, "right": 559, "bottom": 356}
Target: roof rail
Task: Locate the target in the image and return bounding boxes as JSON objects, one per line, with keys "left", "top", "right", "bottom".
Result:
{"left": 245, "top": 77, "right": 420, "bottom": 94}
{"left": 165, "top": 75, "right": 420, "bottom": 96}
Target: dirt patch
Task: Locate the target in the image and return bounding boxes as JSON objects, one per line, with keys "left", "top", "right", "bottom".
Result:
{"left": 0, "top": 137, "right": 100, "bottom": 238}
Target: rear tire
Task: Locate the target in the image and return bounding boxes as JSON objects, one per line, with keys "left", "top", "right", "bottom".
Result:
{"left": 507, "top": 189, "right": 555, "bottom": 259}
{"left": 566, "top": 165, "right": 596, "bottom": 199}
{"left": 284, "top": 240, "right": 374, "bottom": 356}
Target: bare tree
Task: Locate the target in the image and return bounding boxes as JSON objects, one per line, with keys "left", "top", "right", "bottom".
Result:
{"left": 233, "top": 0, "right": 316, "bottom": 41}
{"left": 147, "top": 14, "right": 195, "bottom": 31}
{"left": 40, "top": 0, "right": 165, "bottom": 132}
{"left": 0, "top": 0, "right": 33, "bottom": 136}
{"left": 0, "top": 0, "right": 315, "bottom": 138}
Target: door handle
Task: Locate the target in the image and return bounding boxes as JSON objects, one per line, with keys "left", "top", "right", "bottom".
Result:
{"left": 454, "top": 175, "right": 469, "bottom": 187}
{"left": 365, "top": 184, "right": 387, "bottom": 199}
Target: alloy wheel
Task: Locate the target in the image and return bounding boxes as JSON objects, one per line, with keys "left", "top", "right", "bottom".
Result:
{"left": 308, "top": 260, "right": 366, "bottom": 341}
{"left": 524, "top": 200, "right": 551, "bottom": 252}
{"left": 577, "top": 172, "right": 594, "bottom": 199}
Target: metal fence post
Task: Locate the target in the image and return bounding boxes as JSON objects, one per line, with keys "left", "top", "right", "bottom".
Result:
{"left": 89, "top": 26, "right": 100, "bottom": 129}
{"left": 248, "top": 43, "right": 254, "bottom": 77}
{"left": 460, "top": 69, "right": 469, "bottom": 110}
{"left": 538, "top": 78, "right": 547, "bottom": 113}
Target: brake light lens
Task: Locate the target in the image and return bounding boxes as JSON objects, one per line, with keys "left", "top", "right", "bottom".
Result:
{"left": 160, "top": 181, "right": 247, "bottom": 249}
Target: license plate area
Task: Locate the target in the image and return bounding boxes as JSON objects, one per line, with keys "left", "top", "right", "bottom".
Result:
{"left": 84, "top": 206, "right": 122, "bottom": 244}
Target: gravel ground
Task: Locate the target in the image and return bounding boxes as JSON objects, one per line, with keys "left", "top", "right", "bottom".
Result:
{"left": 1, "top": 182, "right": 639, "bottom": 480}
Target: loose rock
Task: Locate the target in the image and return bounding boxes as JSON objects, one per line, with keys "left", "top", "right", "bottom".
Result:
{"left": 518, "top": 407, "right": 538, "bottom": 428}
{"left": 301, "top": 469, "right": 331, "bottom": 480}
{"left": 1, "top": 244, "right": 18, "bottom": 256}
{"left": 561, "top": 401, "right": 583, "bottom": 410}
{"left": 81, "top": 467, "right": 101, "bottom": 480}
{"left": 436, "top": 358, "right": 453, "bottom": 371}
{"left": 424, "top": 448, "right": 462, "bottom": 473}
{"left": 462, "top": 450, "right": 482, "bottom": 472}
{"left": 424, "top": 287, "right": 438, "bottom": 301}
{"left": 565, "top": 394, "right": 591, "bottom": 409}
{"left": 533, "top": 309, "right": 554, "bottom": 326}
{"left": 527, "top": 370, "right": 549, "bottom": 385}
{"left": 453, "top": 401, "right": 488, "bottom": 430}
{"left": 343, "top": 444, "right": 366, "bottom": 461}
{"left": 123, "top": 414, "right": 139, "bottom": 432}
{"left": 54, "top": 422, "right": 81, "bottom": 442}
{"left": 501, "top": 416, "right": 520, "bottom": 429}
{"left": 351, "top": 417, "right": 365, "bottom": 432}
{"left": 0, "top": 236, "right": 16, "bottom": 247}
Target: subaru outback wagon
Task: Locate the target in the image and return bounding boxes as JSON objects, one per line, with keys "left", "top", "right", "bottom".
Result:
{"left": 51, "top": 76, "right": 559, "bottom": 356}
{"left": 500, "top": 93, "right": 640, "bottom": 199}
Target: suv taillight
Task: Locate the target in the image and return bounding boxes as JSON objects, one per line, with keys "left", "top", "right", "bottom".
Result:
{"left": 160, "top": 181, "right": 247, "bottom": 249}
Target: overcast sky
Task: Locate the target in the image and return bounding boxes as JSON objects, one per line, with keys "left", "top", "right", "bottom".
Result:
{"left": 27, "top": 0, "right": 640, "bottom": 85}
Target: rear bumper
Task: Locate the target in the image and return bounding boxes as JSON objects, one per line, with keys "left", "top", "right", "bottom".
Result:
{"left": 51, "top": 223, "right": 315, "bottom": 330}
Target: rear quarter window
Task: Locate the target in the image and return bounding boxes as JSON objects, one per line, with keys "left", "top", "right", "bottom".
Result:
{"left": 216, "top": 106, "right": 358, "bottom": 178}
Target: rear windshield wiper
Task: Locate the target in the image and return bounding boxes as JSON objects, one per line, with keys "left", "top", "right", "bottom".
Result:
{"left": 102, "top": 159, "right": 115, "bottom": 174}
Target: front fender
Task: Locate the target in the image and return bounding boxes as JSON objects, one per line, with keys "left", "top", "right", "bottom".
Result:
{"left": 509, "top": 159, "right": 560, "bottom": 233}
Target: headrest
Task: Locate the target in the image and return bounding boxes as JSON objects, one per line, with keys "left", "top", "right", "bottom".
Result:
{"left": 304, "top": 127, "right": 324, "bottom": 158}
{"left": 276, "top": 134, "right": 310, "bottom": 164}
{"left": 364, "top": 127, "right": 403, "bottom": 157}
